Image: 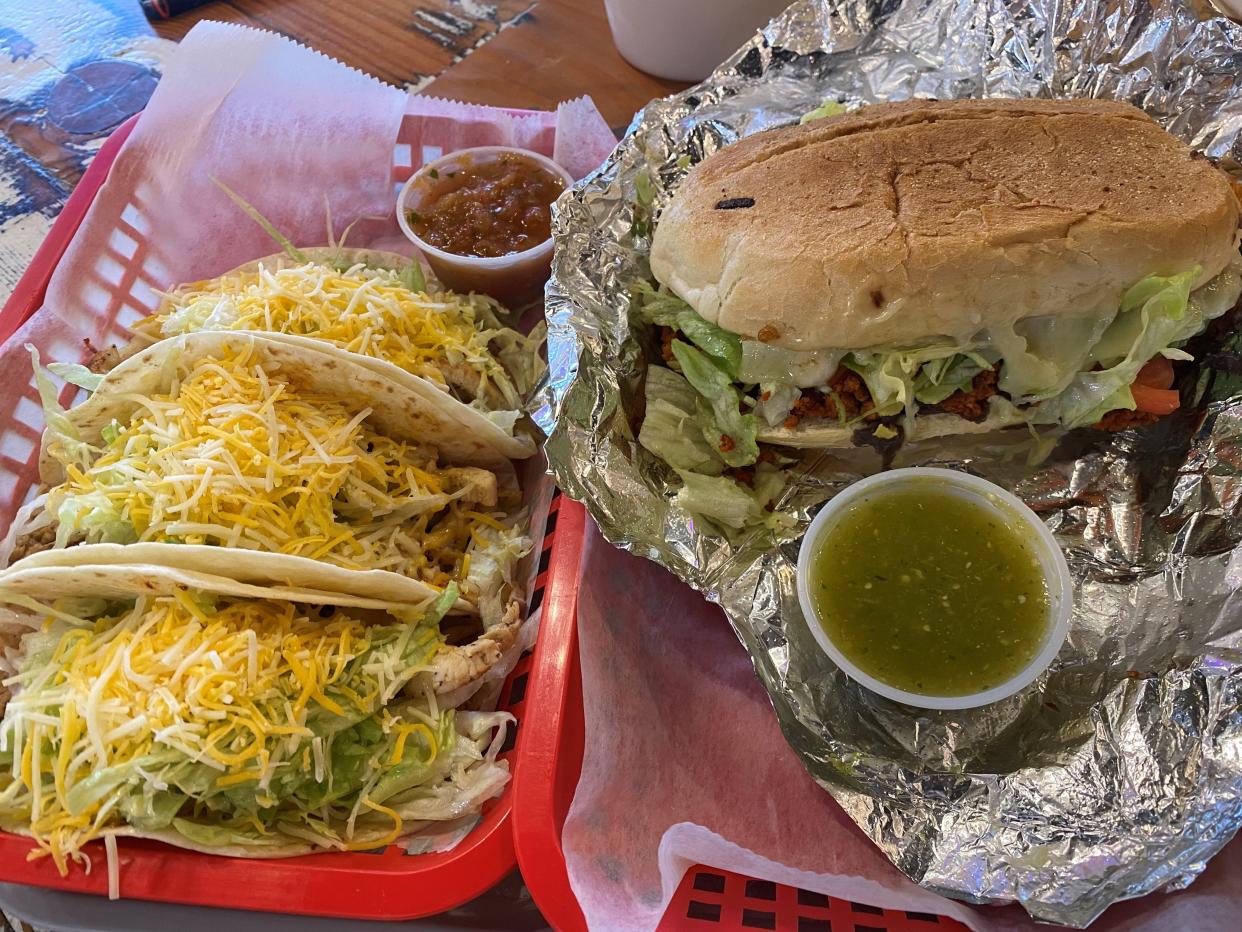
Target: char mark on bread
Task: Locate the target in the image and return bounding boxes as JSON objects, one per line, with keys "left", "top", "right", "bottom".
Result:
{"left": 714, "top": 197, "right": 755, "bottom": 210}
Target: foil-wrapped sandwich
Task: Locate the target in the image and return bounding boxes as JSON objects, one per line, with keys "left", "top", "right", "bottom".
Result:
{"left": 540, "top": 3, "right": 1242, "bottom": 918}
{"left": 637, "top": 99, "right": 1242, "bottom": 528}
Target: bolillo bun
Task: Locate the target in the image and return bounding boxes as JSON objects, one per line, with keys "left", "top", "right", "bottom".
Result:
{"left": 649, "top": 98, "right": 1242, "bottom": 352}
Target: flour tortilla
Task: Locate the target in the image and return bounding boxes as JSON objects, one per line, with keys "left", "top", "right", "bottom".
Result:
{"left": 43, "top": 329, "right": 516, "bottom": 483}
{"left": 0, "top": 561, "right": 414, "bottom": 611}
{"left": 0, "top": 544, "right": 470, "bottom": 613}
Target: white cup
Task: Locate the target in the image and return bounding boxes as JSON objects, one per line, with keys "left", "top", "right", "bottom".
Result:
{"left": 603, "top": 0, "right": 793, "bottom": 82}
{"left": 795, "top": 468, "right": 1074, "bottom": 710}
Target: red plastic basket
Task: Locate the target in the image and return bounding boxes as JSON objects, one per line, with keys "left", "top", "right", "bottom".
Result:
{"left": 0, "top": 116, "right": 586, "bottom": 920}
{"left": 655, "top": 867, "right": 972, "bottom": 932}
{"left": 511, "top": 503, "right": 973, "bottom": 932}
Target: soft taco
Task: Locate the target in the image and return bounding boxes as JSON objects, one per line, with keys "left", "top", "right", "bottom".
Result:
{"left": 118, "top": 247, "right": 542, "bottom": 460}
{"left": 3, "top": 332, "right": 531, "bottom": 623}
{"left": 0, "top": 562, "right": 517, "bottom": 880}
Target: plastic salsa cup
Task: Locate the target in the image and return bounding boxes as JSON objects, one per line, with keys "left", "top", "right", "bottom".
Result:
{"left": 795, "top": 467, "right": 1073, "bottom": 710}
{"left": 396, "top": 146, "right": 574, "bottom": 309}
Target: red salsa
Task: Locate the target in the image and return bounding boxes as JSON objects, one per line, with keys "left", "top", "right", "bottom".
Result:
{"left": 408, "top": 153, "right": 566, "bottom": 258}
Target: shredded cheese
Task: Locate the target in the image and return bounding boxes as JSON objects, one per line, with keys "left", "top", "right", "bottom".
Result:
{"left": 49, "top": 343, "right": 516, "bottom": 587}
{"left": 143, "top": 262, "right": 522, "bottom": 411}
{"left": 0, "top": 596, "right": 444, "bottom": 873}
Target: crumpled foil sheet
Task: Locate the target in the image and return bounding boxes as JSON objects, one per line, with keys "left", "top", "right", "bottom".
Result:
{"left": 534, "top": 0, "right": 1242, "bottom": 926}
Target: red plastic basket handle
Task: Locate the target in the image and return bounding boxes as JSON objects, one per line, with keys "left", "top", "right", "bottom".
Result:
{"left": 512, "top": 499, "right": 589, "bottom": 932}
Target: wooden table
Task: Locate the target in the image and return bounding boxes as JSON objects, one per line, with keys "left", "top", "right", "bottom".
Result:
{"left": 152, "top": 0, "right": 689, "bottom": 129}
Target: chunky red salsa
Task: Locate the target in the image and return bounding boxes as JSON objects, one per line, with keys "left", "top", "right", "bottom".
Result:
{"left": 408, "top": 153, "right": 565, "bottom": 258}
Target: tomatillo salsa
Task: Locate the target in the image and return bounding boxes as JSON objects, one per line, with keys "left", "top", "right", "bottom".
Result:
{"left": 808, "top": 485, "right": 1050, "bottom": 697}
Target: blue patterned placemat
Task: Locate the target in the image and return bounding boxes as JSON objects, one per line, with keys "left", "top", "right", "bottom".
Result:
{"left": 0, "top": 0, "right": 175, "bottom": 306}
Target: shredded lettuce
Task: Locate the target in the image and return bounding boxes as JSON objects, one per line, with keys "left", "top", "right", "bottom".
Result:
{"left": 846, "top": 343, "right": 979, "bottom": 418}
{"left": 635, "top": 259, "right": 1242, "bottom": 535}
{"left": 631, "top": 169, "right": 657, "bottom": 238}
{"left": 635, "top": 282, "right": 741, "bottom": 377}
{"left": 988, "top": 312, "right": 1115, "bottom": 401}
{"left": 46, "top": 362, "right": 104, "bottom": 392}
{"left": 912, "top": 353, "right": 987, "bottom": 404}
{"left": 674, "top": 471, "right": 753, "bottom": 529}
{"left": 678, "top": 314, "right": 742, "bottom": 377}
{"left": 398, "top": 260, "right": 427, "bottom": 295}
{"left": 634, "top": 169, "right": 656, "bottom": 210}
{"left": 210, "top": 177, "right": 307, "bottom": 264}
{"left": 840, "top": 264, "right": 1240, "bottom": 429}
{"left": 483, "top": 410, "right": 522, "bottom": 432}
{"left": 53, "top": 491, "right": 138, "bottom": 548}
{"left": 1032, "top": 268, "right": 1204, "bottom": 428}
{"left": 755, "top": 381, "right": 801, "bottom": 428}
{"left": 28, "top": 346, "right": 96, "bottom": 471}
{"left": 159, "top": 296, "right": 241, "bottom": 337}
{"left": 801, "top": 100, "right": 847, "bottom": 123}
{"left": 638, "top": 367, "right": 726, "bottom": 475}
{"left": 474, "top": 302, "right": 546, "bottom": 406}
{"left": 463, "top": 524, "right": 531, "bottom": 629}
{"left": 673, "top": 463, "right": 789, "bottom": 533}
{"left": 670, "top": 341, "right": 758, "bottom": 467}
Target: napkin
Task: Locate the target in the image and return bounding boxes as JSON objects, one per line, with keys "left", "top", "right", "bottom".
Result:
{"left": 562, "top": 524, "right": 1242, "bottom": 931}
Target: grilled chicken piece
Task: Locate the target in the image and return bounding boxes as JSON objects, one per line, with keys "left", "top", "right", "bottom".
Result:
{"left": 425, "top": 600, "right": 521, "bottom": 695}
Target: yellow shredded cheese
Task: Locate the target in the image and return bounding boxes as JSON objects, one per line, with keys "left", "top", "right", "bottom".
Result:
{"left": 143, "top": 262, "right": 517, "bottom": 409}
{"left": 50, "top": 343, "right": 511, "bottom": 586}
{"left": 354, "top": 797, "right": 403, "bottom": 849}
{"left": 0, "top": 596, "right": 442, "bottom": 873}
{"left": 389, "top": 723, "right": 436, "bottom": 766}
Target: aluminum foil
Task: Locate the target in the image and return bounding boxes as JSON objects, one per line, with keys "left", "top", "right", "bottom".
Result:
{"left": 535, "top": 0, "right": 1242, "bottom": 926}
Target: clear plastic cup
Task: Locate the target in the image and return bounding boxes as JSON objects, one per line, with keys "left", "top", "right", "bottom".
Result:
{"left": 795, "top": 467, "right": 1073, "bottom": 710}
{"left": 396, "top": 146, "right": 573, "bottom": 309}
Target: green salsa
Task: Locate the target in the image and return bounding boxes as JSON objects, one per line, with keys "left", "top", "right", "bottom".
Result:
{"left": 808, "top": 484, "right": 1050, "bottom": 697}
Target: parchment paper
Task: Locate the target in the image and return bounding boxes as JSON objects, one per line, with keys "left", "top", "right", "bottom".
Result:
{"left": 563, "top": 524, "right": 1242, "bottom": 931}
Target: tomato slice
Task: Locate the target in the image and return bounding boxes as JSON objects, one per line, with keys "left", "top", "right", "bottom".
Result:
{"left": 1135, "top": 355, "right": 1174, "bottom": 390}
{"left": 1130, "top": 383, "right": 1180, "bottom": 415}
